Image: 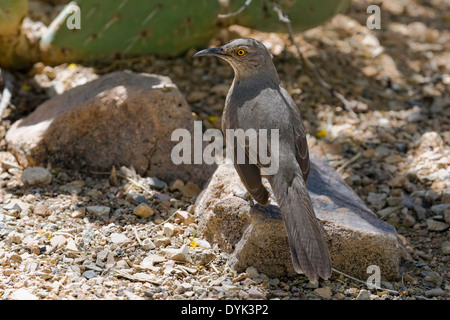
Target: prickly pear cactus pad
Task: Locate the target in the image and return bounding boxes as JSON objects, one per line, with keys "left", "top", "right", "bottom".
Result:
{"left": 230, "top": 0, "right": 352, "bottom": 33}
{"left": 0, "top": 0, "right": 28, "bottom": 36}
{"left": 0, "top": 0, "right": 29, "bottom": 67}
{"left": 40, "top": 0, "right": 222, "bottom": 64}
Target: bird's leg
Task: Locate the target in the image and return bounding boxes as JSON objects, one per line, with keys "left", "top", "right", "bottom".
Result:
{"left": 233, "top": 190, "right": 255, "bottom": 207}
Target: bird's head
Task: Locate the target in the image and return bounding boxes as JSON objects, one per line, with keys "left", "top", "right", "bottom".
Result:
{"left": 193, "top": 38, "right": 277, "bottom": 80}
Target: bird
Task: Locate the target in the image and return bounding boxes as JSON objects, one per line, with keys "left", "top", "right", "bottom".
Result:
{"left": 193, "top": 38, "right": 332, "bottom": 282}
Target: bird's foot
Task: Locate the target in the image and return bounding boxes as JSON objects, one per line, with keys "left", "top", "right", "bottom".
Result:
{"left": 233, "top": 190, "right": 255, "bottom": 207}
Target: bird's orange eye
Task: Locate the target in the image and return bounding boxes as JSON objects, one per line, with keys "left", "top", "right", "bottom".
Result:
{"left": 237, "top": 49, "right": 245, "bottom": 56}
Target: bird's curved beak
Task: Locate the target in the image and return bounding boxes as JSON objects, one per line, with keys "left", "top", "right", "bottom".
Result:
{"left": 192, "top": 47, "right": 227, "bottom": 59}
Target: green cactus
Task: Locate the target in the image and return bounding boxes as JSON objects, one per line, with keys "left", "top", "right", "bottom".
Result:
{"left": 39, "top": 0, "right": 351, "bottom": 65}
{"left": 0, "top": 0, "right": 28, "bottom": 36}
{"left": 0, "top": 0, "right": 30, "bottom": 68}
{"left": 0, "top": 0, "right": 351, "bottom": 67}
{"left": 229, "top": 0, "right": 352, "bottom": 33}
{"left": 40, "top": 0, "right": 222, "bottom": 64}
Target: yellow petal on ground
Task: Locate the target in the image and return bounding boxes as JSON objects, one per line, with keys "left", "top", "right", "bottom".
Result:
{"left": 316, "top": 129, "right": 328, "bottom": 138}
{"left": 207, "top": 115, "right": 218, "bottom": 123}
{"left": 189, "top": 237, "right": 199, "bottom": 247}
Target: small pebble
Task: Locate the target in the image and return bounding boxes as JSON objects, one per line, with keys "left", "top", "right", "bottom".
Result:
{"left": 110, "top": 233, "right": 131, "bottom": 245}
{"left": 71, "top": 205, "right": 85, "bottom": 218}
{"left": 83, "top": 270, "right": 98, "bottom": 279}
{"left": 425, "top": 288, "right": 445, "bottom": 297}
{"left": 86, "top": 206, "right": 110, "bottom": 219}
{"left": 314, "top": 287, "right": 332, "bottom": 300}
{"left": 133, "top": 203, "right": 154, "bottom": 219}
{"left": 147, "top": 177, "right": 167, "bottom": 190}
{"left": 33, "top": 204, "right": 50, "bottom": 217}
{"left": 169, "top": 179, "right": 184, "bottom": 192}
{"left": 441, "top": 241, "right": 450, "bottom": 255}
{"left": 21, "top": 167, "right": 52, "bottom": 186}
{"left": 247, "top": 287, "right": 265, "bottom": 299}
{"left": 356, "top": 289, "right": 371, "bottom": 300}
{"left": 182, "top": 182, "right": 202, "bottom": 197}
{"left": 245, "top": 266, "right": 259, "bottom": 279}
{"left": 163, "top": 223, "right": 174, "bottom": 237}
{"left": 141, "top": 238, "right": 156, "bottom": 250}
{"left": 423, "top": 271, "right": 443, "bottom": 288}
{"left": 10, "top": 289, "right": 39, "bottom": 300}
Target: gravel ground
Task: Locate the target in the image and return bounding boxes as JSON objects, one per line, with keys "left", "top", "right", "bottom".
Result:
{"left": 0, "top": 0, "right": 449, "bottom": 300}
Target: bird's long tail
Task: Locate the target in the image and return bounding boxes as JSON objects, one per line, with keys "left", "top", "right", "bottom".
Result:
{"left": 269, "top": 167, "right": 332, "bottom": 282}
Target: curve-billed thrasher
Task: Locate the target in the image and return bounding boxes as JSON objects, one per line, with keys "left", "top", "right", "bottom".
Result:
{"left": 193, "top": 38, "right": 331, "bottom": 282}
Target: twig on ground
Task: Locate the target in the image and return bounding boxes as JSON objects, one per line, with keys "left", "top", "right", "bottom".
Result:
{"left": 332, "top": 268, "right": 399, "bottom": 295}
{"left": 218, "top": 0, "right": 253, "bottom": 19}
{"left": 90, "top": 169, "right": 154, "bottom": 196}
{"left": 133, "top": 227, "right": 142, "bottom": 246}
{"left": 0, "top": 68, "right": 14, "bottom": 119}
{"left": 337, "top": 152, "right": 362, "bottom": 173}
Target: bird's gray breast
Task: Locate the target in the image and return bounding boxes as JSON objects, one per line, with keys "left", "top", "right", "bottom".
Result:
{"left": 224, "top": 82, "right": 291, "bottom": 133}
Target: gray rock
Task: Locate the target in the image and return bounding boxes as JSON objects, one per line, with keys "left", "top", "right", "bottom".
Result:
{"left": 165, "top": 244, "right": 190, "bottom": 262}
{"left": 245, "top": 266, "right": 260, "bottom": 279}
{"left": 425, "top": 288, "right": 445, "bottom": 298}
{"left": 268, "top": 278, "right": 280, "bottom": 286}
{"left": 3, "top": 202, "right": 22, "bottom": 211}
{"left": 175, "top": 283, "right": 192, "bottom": 295}
{"left": 5, "top": 72, "right": 215, "bottom": 185}
{"left": 21, "top": 167, "right": 52, "bottom": 186}
{"left": 163, "top": 223, "right": 175, "bottom": 237}
{"left": 374, "top": 145, "right": 391, "bottom": 157}
{"left": 126, "top": 193, "right": 148, "bottom": 204}
{"left": 367, "top": 192, "right": 387, "bottom": 211}
{"left": 196, "top": 152, "right": 405, "bottom": 280}
{"left": 442, "top": 241, "right": 450, "bottom": 255}
{"left": 314, "top": 287, "right": 333, "bottom": 300}
{"left": 247, "top": 287, "right": 265, "bottom": 299}
{"left": 190, "top": 248, "right": 216, "bottom": 265}
{"left": 115, "top": 260, "right": 130, "bottom": 269}
{"left": 445, "top": 209, "right": 450, "bottom": 225}
{"left": 147, "top": 177, "right": 167, "bottom": 190}
{"left": 356, "top": 289, "right": 371, "bottom": 300}
{"left": 86, "top": 206, "right": 110, "bottom": 219}
{"left": 141, "top": 238, "right": 156, "bottom": 250}
{"left": 83, "top": 270, "right": 98, "bottom": 279}
{"left": 97, "top": 249, "right": 111, "bottom": 261}
{"left": 423, "top": 271, "right": 443, "bottom": 288}
{"left": 426, "top": 219, "right": 449, "bottom": 231}
{"left": 110, "top": 233, "right": 131, "bottom": 245}
{"left": 431, "top": 203, "right": 450, "bottom": 215}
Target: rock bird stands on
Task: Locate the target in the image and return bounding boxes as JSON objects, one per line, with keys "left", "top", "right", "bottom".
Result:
{"left": 193, "top": 38, "right": 332, "bottom": 282}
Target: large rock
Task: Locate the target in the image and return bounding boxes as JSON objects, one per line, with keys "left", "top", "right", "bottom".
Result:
{"left": 195, "top": 152, "right": 406, "bottom": 280}
{"left": 6, "top": 71, "right": 214, "bottom": 185}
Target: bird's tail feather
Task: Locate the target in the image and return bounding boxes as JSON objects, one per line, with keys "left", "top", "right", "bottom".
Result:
{"left": 270, "top": 169, "right": 332, "bottom": 282}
